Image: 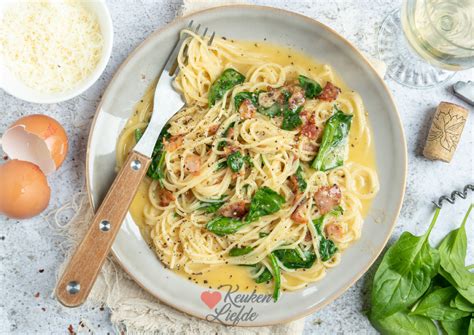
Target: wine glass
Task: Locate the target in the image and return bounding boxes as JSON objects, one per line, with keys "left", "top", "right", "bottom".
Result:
{"left": 377, "top": 0, "right": 474, "bottom": 88}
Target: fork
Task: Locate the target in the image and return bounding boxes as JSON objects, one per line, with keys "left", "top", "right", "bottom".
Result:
{"left": 56, "top": 21, "right": 215, "bottom": 307}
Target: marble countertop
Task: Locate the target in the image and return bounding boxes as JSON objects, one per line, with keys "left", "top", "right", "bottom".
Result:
{"left": 1, "top": 0, "right": 472, "bottom": 334}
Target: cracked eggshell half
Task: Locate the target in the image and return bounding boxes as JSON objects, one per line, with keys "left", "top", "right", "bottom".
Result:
{"left": 1, "top": 114, "right": 68, "bottom": 174}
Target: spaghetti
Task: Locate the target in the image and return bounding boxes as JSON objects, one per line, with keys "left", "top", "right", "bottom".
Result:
{"left": 116, "top": 31, "right": 379, "bottom": 300}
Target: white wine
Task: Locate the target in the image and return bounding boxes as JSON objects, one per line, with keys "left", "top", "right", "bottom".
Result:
{"left": 402, "top": 0, "right": 474, "bottom": 71}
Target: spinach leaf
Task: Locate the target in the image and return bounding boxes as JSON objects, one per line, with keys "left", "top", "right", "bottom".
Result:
{"left": 470, "top": 318, "right": 473, "bottom": 335}
{"left": 281, "top": 106, "right": 303, "bottom": 130}
{"left": 255, "top": 267, "right": 273, "bottom": 283}
{"left": 243, "top": 155, "right": 253, "bottom": 167}
{"left": 312, "top": 210, "right": 341, "bottom": 262}
{"left": 438, "top": 204, "right": 474, "bottom": 304}
{"left": 298, "top": 75, "right": 322, "bottom": 98}
{"left": 234, "top": 91, "right": 258, "bottom": 110}
{"left": 411, "top": 286, "right": 470, "bottom": 320}
{"left": 147, "top": 124, "right": 171, "bottom": 184}
{"left": 227, "top": 151, "right": 244, "bottom": 172}
{"left": 450, "top": 293, "right": 474, "bottom": 312}
{"left": 206, "top": 216, "right": 247, "bottom": 236}
{"left": 216, "top": 161, "right": 228, "bottom": 171}
{"left": 259, "top": 232, "right": 269, "bottom": 238}
{"left": 269, "top": 253, "right": 281, "bottom": 302}
{"left": 370, "top": 208, "right": 441, "bottom": 320}
{"left": 229, "top": 246, "right": 254, "bottom": 256}
{"left": 245, "top": 187, "right": 285, "bottom": 222}
{"left": 319, "top": 238, "right": 338, "bottom": 262}
{"left": 441, "top": 317, "right": 471, "bottom": 335}
{"left": 370, "top": 310, "right": 438, "bottom": 335}
{"left": 273, "top": 249, "right": 316, "bottom": 269}
{"left": 209, "top": 68, "right": 245, "bottom": 106}
{"left": 198, "top": 196, "right": 226, "bottom": 213}
{"left": 294, "top": 166, "right": 307, "bottom": 192}
{"left": 311, "top": 110, "right": 353, "bottom": 171}
{"left": 258, "top": 103, "right": 285, "bottom": 117}
{"left": 217, "top": 140, "right": 227, "bottom": 150}
{"left": 134, "top": 128, "right": 143, "bottom": 143}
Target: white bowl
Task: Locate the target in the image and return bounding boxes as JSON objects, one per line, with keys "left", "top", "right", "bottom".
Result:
{"left": 0, "top": 0, "right": 113, "bottom": 104}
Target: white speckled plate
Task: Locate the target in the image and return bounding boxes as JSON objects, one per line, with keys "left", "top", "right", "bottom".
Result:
{"left": 86, "top": 5, "right": 406, "bottom": 326}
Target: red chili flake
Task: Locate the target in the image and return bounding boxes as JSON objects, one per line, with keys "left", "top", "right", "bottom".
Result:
{"left": 34, "top": 292, "right": 40, "bottom": 298}
{"left": 99, "top": 306, "right": 105, "bottom": 311}
{"left": 2, "top": 155, "right": 8, "bottom": 160}
{"left": 67, "top": 324, "right": 75, "bottom": 335}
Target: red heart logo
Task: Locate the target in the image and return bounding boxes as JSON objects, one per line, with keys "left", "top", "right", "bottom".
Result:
{"left": 200, "top": 291, "right": 222, "bottom": 309}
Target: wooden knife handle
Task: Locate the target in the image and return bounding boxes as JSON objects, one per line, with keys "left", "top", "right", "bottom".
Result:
{"left": 56, "top": 151, "right": 151, "bottom": 307}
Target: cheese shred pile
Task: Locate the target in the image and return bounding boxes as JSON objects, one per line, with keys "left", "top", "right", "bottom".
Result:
{"left": 0, "top": 0, "right": 103, "bottom": 93}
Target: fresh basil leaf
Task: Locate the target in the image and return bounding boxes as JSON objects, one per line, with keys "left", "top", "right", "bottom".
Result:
{"left": 134, "top": 128, "right": 143, "bottom": 143}
{"left": 370, "top": 208, "right": 441, "bottom": 320}
{"left": 370, "top": 310, "right": 438, "bottom": 335}
{"left": 245, "top": 187, "right": 285, "bottom": 222}
{"left": 281, "top": 105, "right": 303, "bottom": 130}
{"left": 234, "top": 91, "right": 259, "bottom": 110}
{"left": 255, "top": 267, "right": 273, "bottom": 283}
{"left": 273, "top": 249, "right": 316, "bottom": 269}
{"left": 206, "top": 216, "right": 246, "bottom": 236}
{"left": 209, "top": 68, "right": 245, "bottom": 106}
{"left": 269, "top": 253, "right": 281, "bottom": 302}
{"left": 294, "top": 166, "right": 307, "bottom": 192}
{"left": 227, "top": 151, "right": 244, "bottom": 172}
{"left": 438, "top": 205, "right": 474, "bottom": 304}
{"left": 411, "top": 286, "right": 470, "bottom": 321}
{"left": 450, "top": 293, "right": 474, "bottom": 312}
{"left": 298, "top": 75, "right": 322, "bottom": 98}
{"left": 440, "top": 317, "right": 471, "bottom": 335}
{"left": 229, "top": 246, "right": 254, "bottom": 257}
{"left": 311, "top": 109, "right": 353, "bottom": 171}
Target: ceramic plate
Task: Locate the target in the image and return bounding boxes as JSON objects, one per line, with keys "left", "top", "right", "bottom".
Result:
{"left": 86, "top": 5, "right": 406, "bottom": 325}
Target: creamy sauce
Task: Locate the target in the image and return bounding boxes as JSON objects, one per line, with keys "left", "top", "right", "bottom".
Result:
{"left": 123, "top": 41, "right": 377, "bottom": 294}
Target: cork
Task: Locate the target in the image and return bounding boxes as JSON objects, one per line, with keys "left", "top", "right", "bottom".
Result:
{"left": 423, "top": 101, "right": 469, "bottom": 162}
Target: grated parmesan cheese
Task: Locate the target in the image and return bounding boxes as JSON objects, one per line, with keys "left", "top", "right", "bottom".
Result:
{"left": 0, "top": 0, "right": 103, "bottom": 93}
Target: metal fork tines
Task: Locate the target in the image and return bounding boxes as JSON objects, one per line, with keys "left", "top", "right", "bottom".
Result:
{"left": 134, "top": 21, "right": 215, "bottom": 158}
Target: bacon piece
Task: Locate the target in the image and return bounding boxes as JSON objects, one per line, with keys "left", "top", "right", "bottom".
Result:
{"left": 291, "top": 200, "right": 308, "bottom": 224}
{"left": 299, "top": 110, "right": 322, "bottom": 140}
{"left": 163, "top": 135, "right": 183, "bottom": 152}
{"left": 239, "top": 99, "right": 256, "bottom": 119}
{"left": 302, "top": 141, "right": 318, "bottom": 154}
{"left": 318, "top": 82, "right": 341, "bottom": 102}
{"left": 184, "top": 154, "right": 201, "bottom": 175}
{"left": 325, "top": 223, "right": 344, "bottom": 240}
{"left": 157, "top": 187, "right": 175, "bottom": 207}
{"left": 219, "top": 201, "right": 250, "bottom": 219}
{"left": 208, "top": 124, "right": 219, "bottom": 136}
{"left": 314, "top": 184, "right": 342, "bottom": 215}
{"left": 288, "top": 175, "right": 303, "bottom": 205}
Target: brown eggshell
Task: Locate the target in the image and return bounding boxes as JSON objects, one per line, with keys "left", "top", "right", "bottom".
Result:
{"left": 0, "top": 159, "right": 51, "bottom": 219}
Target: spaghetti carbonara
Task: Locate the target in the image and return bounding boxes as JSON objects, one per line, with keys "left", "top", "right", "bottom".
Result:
{"left": 117, "top": 31, "right": 379, "bottom": 300}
